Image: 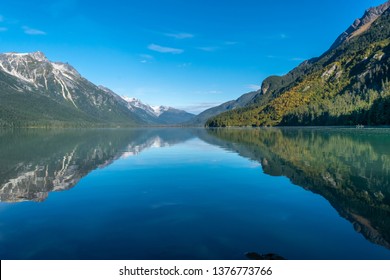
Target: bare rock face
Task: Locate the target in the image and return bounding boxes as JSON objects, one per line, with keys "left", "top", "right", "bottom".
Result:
{"left": 0, "top": 51, "right": 143, "bottom": 126}
{"left": 330, "top": 0, "right": 390, "bottom": 50}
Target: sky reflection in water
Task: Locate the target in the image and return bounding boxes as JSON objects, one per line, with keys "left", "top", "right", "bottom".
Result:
{"left": 0, "top": 128, "right": 389, "bottom": 260}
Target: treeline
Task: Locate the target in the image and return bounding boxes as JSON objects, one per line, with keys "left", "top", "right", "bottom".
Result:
{"left": 206, "top": 82, "right": 390, "bottom": 127}
{"left": 281, "top": 85, "right": 390, "bottom": 126}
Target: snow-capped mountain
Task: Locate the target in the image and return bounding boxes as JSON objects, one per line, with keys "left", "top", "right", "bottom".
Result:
{"left": 0, "top": 52, "right": 80, "bottom": 107}
{"left": 151, "top": 105, "right": 171, "bottom": 117}
{"left": 122, "top": 96, "right": 172, "bottom": 117}
{"left": 0, "top": 51, "right": 142, "bottom": 126}
{"left": 0, "top": 51, "right": 195, "bottom": 126}
{"left": 121, "top": 96, "right": 195, "bottom": 125}
{"left": 121, "top": 96, "right": 159, "bottom": 117}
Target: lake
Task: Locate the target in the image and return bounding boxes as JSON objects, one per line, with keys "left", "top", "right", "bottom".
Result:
{"left": 0, "top": 127, "right": 389, "bottom": 260}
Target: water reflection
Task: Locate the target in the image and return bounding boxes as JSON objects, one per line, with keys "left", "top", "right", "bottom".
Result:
{"left": 1, "top": 127, "right": 389, "bottom": 255}
{"left": 203, "top": 128, "right": 390, "bottom": 250}
{"left": 0, "top": 128, "right": 194, "bottom": 202}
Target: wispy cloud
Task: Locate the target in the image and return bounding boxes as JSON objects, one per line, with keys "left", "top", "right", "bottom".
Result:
{"left": 148, "top": 44, "right": 184, "bottom": 54}
{"left": 247, "top": 84, "right": 261, "bottom": 91}
{"left": 165, "top": 32, "right": 194, "bottom": 39}
{"left": 23, "top": 26, "right": 46, "bottom": 35}
{"left": 139, "top": 54, "right": 154, "bottom": 63}
{"left": 197, "top": 46, "right": 219, "bottom": 52}
{"left": 0, "top": 27, "right": 7, "bottom": 32}
{"left": 0, "top": 15, "right": 4, "bottom": 22}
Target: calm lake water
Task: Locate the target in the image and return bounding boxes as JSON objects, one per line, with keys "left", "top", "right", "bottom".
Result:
{"left": 0, "top": 127, "right": 389, "bottom": 260}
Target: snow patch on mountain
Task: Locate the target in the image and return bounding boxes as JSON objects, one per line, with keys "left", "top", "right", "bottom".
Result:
{"left": 0, "top": 51, "right": 81, "bottom": 107}
{"left": 151, "top": 105, "right": 170, "bottom": 117}
{"left": 121, "top": 96, "right": 171, "bottom": 117}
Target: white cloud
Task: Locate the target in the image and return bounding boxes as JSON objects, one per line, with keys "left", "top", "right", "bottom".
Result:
{"left": 165, "top": 32, "right": 194, "bottom": 39}
{"left": 197, "top": 46, "right": 218, "bottom": 52}
{"left": 23, "top": 26, "right": 46, "bottom": 35}
{"left": 0, "top": 27, "right": 7, "bottom": 32}
{"left": 247, "top": 84, "right": 261, "bottom": 91}
{"left": 148, "top": 44, "right": 184, "bottom": 54}
{"left": 139, "top": 54, "right": 154, "bottom": 63}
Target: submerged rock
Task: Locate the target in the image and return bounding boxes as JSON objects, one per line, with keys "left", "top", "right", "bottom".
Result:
{"left": 245, "top": 252, "right": 286, "bottom": 260}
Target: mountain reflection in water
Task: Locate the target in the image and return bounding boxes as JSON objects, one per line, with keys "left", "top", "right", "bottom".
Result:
{"left": 203, "top": 128, "right": 390, "bottom": 250}
{"left": 0, "top": 127, "right": 389, "bottom": 258}
{"left": 0, "top": 129, "right": 194, "bottom": 202}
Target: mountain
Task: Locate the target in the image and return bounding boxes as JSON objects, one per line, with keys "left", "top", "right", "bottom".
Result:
{"left": 206, "top": 1, "right": 390, "bottom": 127}
{"left": 0, "top": 52, "right": 143, "bottom": 127}
{"left": 187, "top": 91, "right": 258, "bottom": 126}
{"left": 121, "top": 95, "right": 195, "bottom": 125}
{"left": 156, "top": 107, "right": 195, "bottom": 125}
{"left": 330, "top": 1, "right": 390, "bottom": 50}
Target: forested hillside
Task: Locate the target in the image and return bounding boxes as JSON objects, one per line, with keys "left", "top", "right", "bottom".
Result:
{"left": 207, "top": 4, "right": 390, "bottom": 127}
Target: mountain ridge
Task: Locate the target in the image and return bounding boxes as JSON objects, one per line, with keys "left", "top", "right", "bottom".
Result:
{"left": 187, "top": 90, "right": 259, "bottom": 126}
{"left": 330, "top": 0, "right": 390, "bottom": 50}
{"left": 206, "top": 1, "right": 390, "bottom": 127}
{"left": 0, "top": 52, "right": 194, "bottom": 127}
{"left": 120, "top": 94, "right": 195, "bottom": 125}
{"left": 0, "top": 51, "right": 144, "bottom": 126}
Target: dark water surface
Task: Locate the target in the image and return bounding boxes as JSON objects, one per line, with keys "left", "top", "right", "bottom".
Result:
{"left": 0, "top": 128, "right": 389, "bottom": 260}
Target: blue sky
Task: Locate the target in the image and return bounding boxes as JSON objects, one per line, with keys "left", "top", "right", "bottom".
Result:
{"left": 0, "top": 0, "right": 386, "bottom": 113}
